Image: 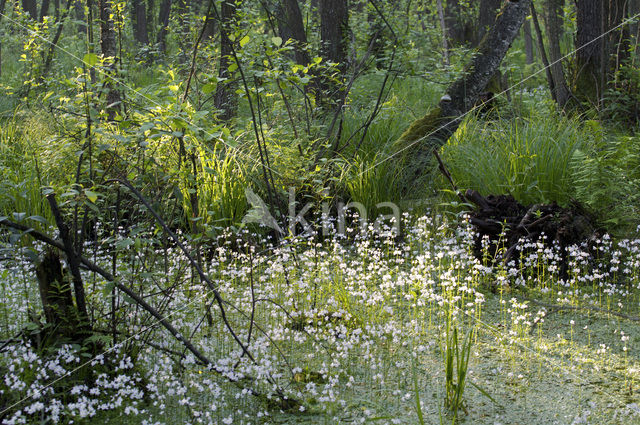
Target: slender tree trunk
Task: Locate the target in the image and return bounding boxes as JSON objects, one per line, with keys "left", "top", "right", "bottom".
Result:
{"left": 86, "top": 0, "right": 96, "bottom": 82}
{"left": 156, "top": 0, "right": 172, "bottom": 52}
{"left": 214, "top": 0, "right": 239, "bottom": 121}
{"left": 476, "top": 0, "right": 501, "bottom": 45}
{"left": 202, "top": 0, "right": 217, "bottom": 38}
{"left": 0, "top": 0, "right": 6, "bottom": 78}
{"left": 436, "top": 0, "right": 449, "bottom": 65}
{"left": 531, "top": 4, "right": 556, "bottom": 102}
{"left": 99, "top": 0, "right": 121, "bottom": 118}
{"left": 543, "top": 0, "right": 571, "bottom": 107}
{"left": 575, "top": 0, "right": 604, "bottom": 106}
{"left": 39, "top": 0, "right": 51, "bottom": 21}
{"left": 523, "top": 16, "right": 534, "bottom": 64}
{"left": 630, "top": 0, "right": 640, "bottom": 58}
{"left": 366, "top": 6, "right": 384, "bottom": 67}
{"left": 607, "top": 0, "right": 629, "bottom": 79}
{"left": 444, "top": 0, "right": 467, "bottom": 45}
{"left": 394, "top": 0, "right": 532, "bottom": 181}
{"left": 74, "top": 0, "right": 85, "bottom": 33}
{"left": 176, "top": 0, "right": 188, "bottom": 36}
{"left": 319, "top": 0, "right": 348, "bottom": 68}
{"left": 21, "top": 0, "right": 37, "bottom": 18}
{"left": 132, "top": 0, "right": 149, "bottom": 44}
{"left": 42, "top": 0, "right": 70, "bottom": 78}
{"left": 277, "top": 0, "right": 311, "bottom": 66}
{"left": 147, "top": 0, "right": 155, "bottom": 40}
{"left": 175, "top": 0, "right": 189, "bottom": 61}
{"left": 319, "top": 0, "right": 348, "bottom": 105}
{"left": 35, "top": 250, "right": 82, "bottom": 343}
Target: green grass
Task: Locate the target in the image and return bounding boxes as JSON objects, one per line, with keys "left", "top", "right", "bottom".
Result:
{"left": 439, "top": 111, "right": 640, "bottom": 232}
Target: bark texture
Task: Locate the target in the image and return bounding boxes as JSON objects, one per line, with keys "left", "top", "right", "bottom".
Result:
{"left": 318, "top": 0, "right": 348, "bottom": 104}
{"left": 214, "top": 0, "right": 240, "bottom": 121}
{"left": 156, "top": 0, "right": 172, "bottom": 52}
{"left": 99, "top": 0, "right": 122, "bottom": 118}
{"left": 39, "top": 0, "right": 51, "bottom": 21}
{"left": 319, "top": 0, "right": 348, "bottom": 68}
{"left": 0, "top": 0, "right": 6, "bottom": 78}
{"left": 574, "top": 0, "right": 604, "bottom": 105}
{"left": 523, "top": 16, "right": 534, "bottom": 64}
{"left": 444, "top": 0, "right": 472, "bottom": 45}
{"left": 35, "top": 250, "right": 78, "bottom": 336}
{"left": 132, "top": 0, "right": 149, "bottom": 44}
{"left": 21, "top": 0, "right": 37, "bottom": 18}
{"left": 277, "top": 0, "right": 310, "bottom": 66}
{"left": 476, "top": 0, "right": 501, "bottom": 45}
{"left": 544, "top": 0, "right": 571, "bottom": 107}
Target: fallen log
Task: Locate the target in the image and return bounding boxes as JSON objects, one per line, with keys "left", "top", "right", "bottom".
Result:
{"left": 464, "top": 189, "right": 598, "bottom": 279}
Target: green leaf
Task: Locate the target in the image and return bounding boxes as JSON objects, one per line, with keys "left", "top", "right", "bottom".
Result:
{"left": 271, "top": 36, "right": 282, "bottom": 47}
{"left": 202, "top": 83, "right": 216, "bottom": 94}
{"left": 228, "top": 62, "right": 238, "bottom": 72}
{"left": 27, "top": 215, "right": 49, "bottom": 225}
{"left": 239, "top": 35, "right": 250, "bottom": 48}
{"left": 84, "top": 190, "right": 99, "bottom": 203}
{"left": 83, "top": 53, "right": 98, "bottom": 66}
{"left": 103, "top": 281, "right": 115, "bottom": 296}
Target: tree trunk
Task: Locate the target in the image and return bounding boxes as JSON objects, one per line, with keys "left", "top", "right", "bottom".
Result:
{"left": 147, "top": 0, "right": 155, "bottom": 41}
{"left": 630, "top": 0, "right": 640, "bottom": 57}
{"left": 444, "top": 0, "right": 468, "bottom": 45}
{"left": 34, "top": 250, "right": 81, "bottom": 344}
{"left": 319, "top": 0, "right": 348, "bottom": 68}
{"left": 277, "top": 0, "right": 311, "bottom": 66}
{"left": 99, "top": 0, "right": 121, "bottom": 118}
{"left": 476, "top": 0, "right": 501, "bottom": 45}
{"left": 39, "top": 0, "right": 51, "bottom": 21}
{"left": 42, "top": 0, "right": 71, "bottom": 79}
{"left": 214, "top": 0, "right": 239, "bottom": 121}
{"left": 202, "top": 0, "right": 217, "bottom": 39}
{"left": 393, "top": 0, "right": 532, "bottom": 182}
{"left": 0, "top": 0, "right": 5, "bottom": 78}
{"left": 156, "top": 0, "right": 172, "bottom": 52}
{"left": 575, "top": 0, "right": 604, "bottom": 106}
{"left": 531, "top": 4, "right": 556, "bottom": 102}
{"left": 74, "top": 0, "right": 85, "bottom": 34}
{"left": 607, "top": 0, "right": 629, "bottom": 79}
{"left": 132, "top": 0, "right": 149, "bottom": 44}
{"left": 436, "top": 0, "right": 449, "bottom": 65}
{"left": 319, "top": 0, "right": 348, "bottom": 105}
{"left": 543, "top": 0, "right": 571, "bottom": 107}
{"left": 21, "top": 0, "right": 37, "bottom": 18}
{"left": 523, "top": 16, "right": 534, "bottom": 64}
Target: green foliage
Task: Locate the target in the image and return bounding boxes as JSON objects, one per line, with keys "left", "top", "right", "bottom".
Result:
{"left": 442, "top": 317, "right": 473, "bottom": 420}
{"left": 0, "top": 113, "right": 57, "bottom": 224}
{"left": 180, "top": 143, "right": 249, "bottom": 231}
{"left": 339, "top": 152, "right": 402, "bottom": 214}
{"left": 441, "top": 111, "right": 589, "bottom": 206}
{"left": 569, "top": 125, "right": 640, "bottom": 231}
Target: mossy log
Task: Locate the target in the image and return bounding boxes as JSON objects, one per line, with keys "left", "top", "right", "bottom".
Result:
{"left": 392, "top": 0, "right": 532, "bottom": 181}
